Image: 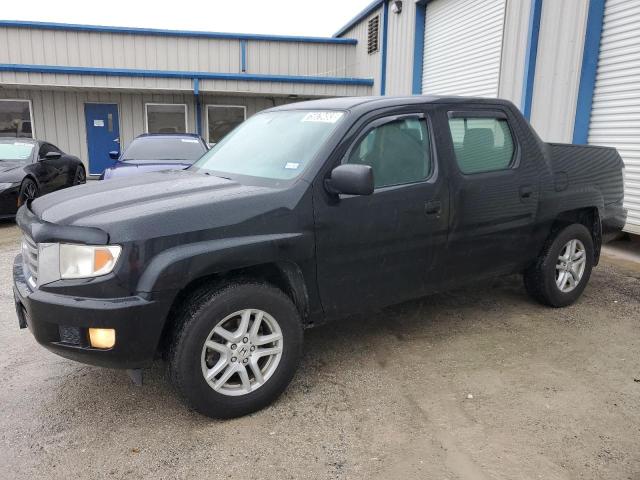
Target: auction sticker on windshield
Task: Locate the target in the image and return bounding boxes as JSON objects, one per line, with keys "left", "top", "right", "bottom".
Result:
{"left": 301, "top": 112, "right": 344, "bottom": 124}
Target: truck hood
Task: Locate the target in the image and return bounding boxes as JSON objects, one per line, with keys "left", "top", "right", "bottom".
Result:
{"left": 31, "top": 169, "right": 286, "bottom": 242}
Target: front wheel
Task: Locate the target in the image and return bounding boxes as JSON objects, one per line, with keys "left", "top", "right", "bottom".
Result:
{"left": 169, "top": 281, "right": 303, "bottom": 419}
{"left": 524, "top": 223, "right": 594, "bottom": 307}
{"left": 17, "top": 178, "right": 38, "bottom": 207}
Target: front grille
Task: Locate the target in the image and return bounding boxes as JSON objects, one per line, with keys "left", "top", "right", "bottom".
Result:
{"left": 21, "top": 234, "right": 38, "bottom": 285}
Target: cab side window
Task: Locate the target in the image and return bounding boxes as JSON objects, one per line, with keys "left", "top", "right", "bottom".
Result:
{"left": 346, "top": 118, "right": 432, "bottom": 188}
{"left": 448, "top": 115, "right": 514, "bottom": 174}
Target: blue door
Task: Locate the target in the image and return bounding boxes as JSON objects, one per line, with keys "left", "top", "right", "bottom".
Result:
{"left": 84, "top": 103, "right": 120, "bottom": 175}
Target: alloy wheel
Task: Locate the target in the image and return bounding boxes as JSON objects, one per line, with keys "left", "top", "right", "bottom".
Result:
{"left": 19, "top": 181, "right": 37, "bottom": 206}
{"left": 200, "top": 309, "right": 283, "bottom": 396}
{"left": 555, "top": 239, "right": 587, "bottom": 293}
{"left": 75, "top": 167, "right": 86, "bottom": 185}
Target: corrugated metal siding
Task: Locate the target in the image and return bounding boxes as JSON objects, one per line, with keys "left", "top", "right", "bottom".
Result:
{"left": 498, "top": 0, "right": 532, "bottom": 108}
{"left": 0, "top": 88, "right": 304, "bottom": 169}
{"left": 588, "top": 0, "right": 640, "bottom": 234}
{"left": 385, "top": 0, "right": 417, "bottom": 95}
{"left": 529, "top": 0, "right": 589, "bottom": 142}
{"left": 0, "top": 27, "right": 358, "bottom": 76}
{"left": 422, "top": 0, "right": 506, "bottom": 97}
{"left": 0, "top": 26, "right": 370, "bottom": 96}
{"left": 339, "top": 8, "right": 383, "bottom": 94}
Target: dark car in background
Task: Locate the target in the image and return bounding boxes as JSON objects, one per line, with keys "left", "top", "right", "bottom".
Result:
{"left": 100, "top": 133, "right": 209, "bottom": 180}
{"left": 0, "top": 138, "right": 85, "bottom": 219}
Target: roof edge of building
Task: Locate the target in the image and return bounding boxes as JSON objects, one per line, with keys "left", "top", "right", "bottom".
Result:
{"left": 0, "top": 20, "right": 358, "bottom": 45}
{"left": 333, "top": 0, "right": 385, "bottom": 38}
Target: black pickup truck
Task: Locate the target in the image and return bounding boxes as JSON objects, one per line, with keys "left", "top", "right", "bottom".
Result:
{"left": 13, "top": 96, "right": 626, "bottom": 418}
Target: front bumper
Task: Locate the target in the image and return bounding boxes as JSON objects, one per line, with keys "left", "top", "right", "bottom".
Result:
{"left": 13, "top": 254, "right": 173, "bottom": 369}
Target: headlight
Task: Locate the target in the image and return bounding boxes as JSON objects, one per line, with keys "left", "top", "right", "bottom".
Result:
{"left": 37, "top": 243, "right": 122, "bottom": 284}
{"left": 59, "top": 244, "right": 122, "bottom": 279}
{"left": 0, "top": 182, "right": 15, "bottom": 190}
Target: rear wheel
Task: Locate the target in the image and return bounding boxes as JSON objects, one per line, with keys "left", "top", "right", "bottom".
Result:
{"left": 169, "top": 281, "right": 303, "bottom": 419}
{"left": 524, "top": 224, "right": 594, "bottom": 307}
{"left": 73, "top": 165, "right": 86, "bottom": 185}
{"left": 17, "top": 178, "right": 38, "bottom": 207}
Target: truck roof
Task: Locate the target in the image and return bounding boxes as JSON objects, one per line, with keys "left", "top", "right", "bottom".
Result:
{"left": 270, "top": 95, "right": 517, "bottom": 113}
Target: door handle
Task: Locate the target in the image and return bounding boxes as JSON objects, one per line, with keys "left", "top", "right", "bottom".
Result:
{"left": 425, "top": 200, "right": 442, "bottom": 216}
{"left": 519, "top": 185, "right": 534, "bottom": 199}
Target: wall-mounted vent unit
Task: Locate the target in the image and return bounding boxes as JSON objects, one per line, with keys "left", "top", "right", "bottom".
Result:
{"left": 367, "top": 15, "right": 380, "bottom": 54}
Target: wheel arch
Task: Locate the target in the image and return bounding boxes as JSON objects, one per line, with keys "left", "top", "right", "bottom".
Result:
{"left": 156, "top": 261, "right": 311, "bottom": 357}
{"left": 550, "top": 206, "right": 602, "bottom": 265}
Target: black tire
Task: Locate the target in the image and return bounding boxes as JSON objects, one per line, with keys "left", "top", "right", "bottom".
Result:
{"left": 168, "top": 281, "right": 303, "bottom": 419}
{"left": 18, "top": 178, "right": 38, "bottom": 207}
{"left": 73, "top": 165, "right": 86, "bottom": 185}
{"left": 523, "top": 223, "right": 594, "bottom": 307}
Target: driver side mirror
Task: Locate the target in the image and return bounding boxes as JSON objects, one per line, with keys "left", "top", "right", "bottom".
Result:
{"left": 325, "top": 164, "right": 374, "bottom": 196}
{"left": 109, "top": 151, "right": 120, "bottom": 160}
{"left": 42, "top": 151, "right": 61, "bottom": 161}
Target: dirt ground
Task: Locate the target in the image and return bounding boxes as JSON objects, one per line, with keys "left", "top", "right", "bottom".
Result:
{"left": 0, "top": 220, "right": 638, "bottom": 480}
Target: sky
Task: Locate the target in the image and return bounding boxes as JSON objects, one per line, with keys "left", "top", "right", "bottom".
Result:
{"left": 1, "top": 0, "right": 375, "bottom": 37}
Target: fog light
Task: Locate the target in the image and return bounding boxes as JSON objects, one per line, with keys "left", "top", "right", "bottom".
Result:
{"left": 89, "top": 328, "right": 116, "bottom": 349}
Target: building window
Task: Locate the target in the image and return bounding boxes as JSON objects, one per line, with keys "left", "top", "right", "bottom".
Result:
{"left": 448, "top": 115, "right": 515, "bottom": 174}
{"left": 206, "top": 105, "right": 247, "bottom": 145}
{"left": 145, "top": 104, "right": 187, "bottom": 134}
{"left": 367, "top": 15, "right": 380, "bottom": 54}
{"left": 0, "top": 100, "right": 34, "bottom": 138}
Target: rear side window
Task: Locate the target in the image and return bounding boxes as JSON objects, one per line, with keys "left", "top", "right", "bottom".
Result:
{"left": 448, "top": 115, "right": 514, "bottom": 174}
{"left": 346, "top": 117, "right": 432, "bottom": 188}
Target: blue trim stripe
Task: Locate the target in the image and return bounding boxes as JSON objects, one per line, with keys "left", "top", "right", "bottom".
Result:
{"left": 0, "top": 63, "right": 374, "bottom": 86}
{"left": 412, "top": 1, "right": 427, "bottom": 95}
{"left": 573, "top": 0, "right": 606, "bottom": 144}
{"left": 333, "top": 0, "right": 384, "bottom": 37}
{"left": 521, "top": 0, "right": 543, "bottom": 119}
{"left": 240, "top": 40, "right": 247, "bottom": 73}
{"left": 379, "top": 0, "right": 389, "bottom": 95}
{"left": 0, "top": 20, "right": 358, "bottom": 45}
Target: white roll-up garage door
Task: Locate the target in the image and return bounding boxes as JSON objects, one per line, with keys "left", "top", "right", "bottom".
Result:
{"left": 588, "top": 0, "right": 640, "bottom": 234}
{"left": 422, "top": 0, "right": 506, "bottom": 97}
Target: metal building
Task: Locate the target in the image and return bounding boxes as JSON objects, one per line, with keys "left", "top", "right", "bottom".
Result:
{"left": 1, "top": 2, "right": 639, "bottom": 234}
{"left": 0, "top": 21, "right": 373, "bottom": 175}
{"left": 335, "top": 0, "right": 639, "bottom": 235}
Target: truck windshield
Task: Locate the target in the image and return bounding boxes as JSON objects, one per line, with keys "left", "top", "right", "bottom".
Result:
{"left": 191, "top": 110, "right": 345, "bottom": 180}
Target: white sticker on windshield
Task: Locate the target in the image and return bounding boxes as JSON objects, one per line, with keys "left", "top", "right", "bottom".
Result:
{"left": 284, "top": 162, "right": 300, "bottom": 170}
{"left": 301, "top": 112, "right": 344, "bottom": 124}
{"left": 181, "top": 139, "right": 199, "bottom": 143}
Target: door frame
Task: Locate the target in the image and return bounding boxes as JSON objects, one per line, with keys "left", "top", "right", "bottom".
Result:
{"left": 84, "top": 102, "right": 121, "bottom": 177}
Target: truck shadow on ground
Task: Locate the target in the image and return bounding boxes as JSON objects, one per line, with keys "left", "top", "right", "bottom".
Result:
{"left": 39, "top": 275, "right": 533, "bottom": 426}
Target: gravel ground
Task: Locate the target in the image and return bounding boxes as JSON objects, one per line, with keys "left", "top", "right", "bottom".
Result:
{"left": 0, "top": 220, "right": 638, "bottom": 480}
